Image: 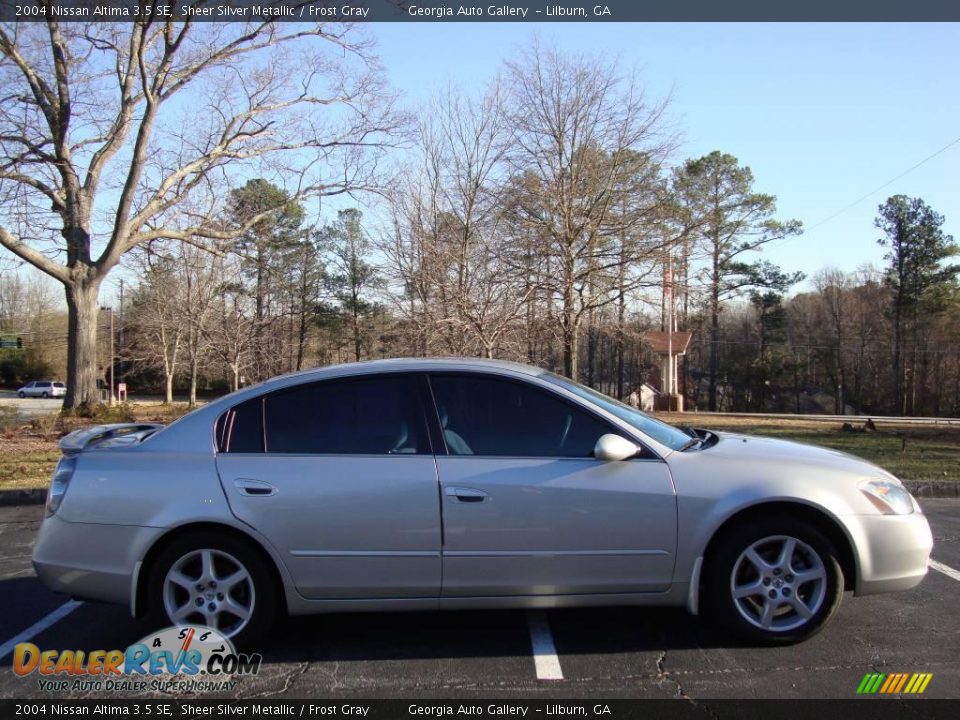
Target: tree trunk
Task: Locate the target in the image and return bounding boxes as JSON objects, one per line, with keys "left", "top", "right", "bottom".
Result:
{"left": 64, "top": 279, "right": 103, "bottom": 411}
{"left": 563, "top": 320, "right": 580, "bottom": 380}
{"left": 164, "top": 373, "right": 175, "bottom": 404}
{"left": 189, "top": 360, "right": 199, "bottom": 407}
{"left": 708, "top": 246, "right": 721, "bottom": 412}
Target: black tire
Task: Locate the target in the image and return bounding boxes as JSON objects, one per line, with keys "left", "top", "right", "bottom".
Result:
{"left": 145, "top": 531, "right": 278, "bottom": 647}
{"left": 41, "top": 392, "right": 49, "bottom": 398}
{"left": 17, "top": 391, "right": 25, "bottom": 398}
{"left": 704, "top": 516, "right": 844, "bottom": 645}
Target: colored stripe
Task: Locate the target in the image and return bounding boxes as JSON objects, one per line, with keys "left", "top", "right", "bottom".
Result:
{"left": 882, "top": 673, "right": 899, "bottom": 693}
{"left": 917, "top": 674, "right": 933, "bottom": 694}
{"left": 869, "top": 673, "right": 887, "bottom": 694}
{"left": 904, "top": 674, "right": 920, "bottom": 693}
{"left": 856, "top": 674, "right": 873, "bottom": 694}
{"left": 893, "top": 674, "right": 910, "bottom": 693}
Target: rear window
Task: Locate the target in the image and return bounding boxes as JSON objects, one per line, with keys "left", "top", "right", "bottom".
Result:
{"left": 54, "top": 383, "right": 65, "bottom": 388}
{"left": 215, "top": 398, "right": 264, "bottom": 453}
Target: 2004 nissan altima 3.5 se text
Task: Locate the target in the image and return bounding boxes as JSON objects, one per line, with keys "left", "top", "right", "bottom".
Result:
{"left": 32, "top": 358, "right": 933, "bottom": 645}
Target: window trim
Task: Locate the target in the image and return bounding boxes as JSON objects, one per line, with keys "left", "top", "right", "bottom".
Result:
{"left": 425, "top": 371, "right": 659, "bottom": 461}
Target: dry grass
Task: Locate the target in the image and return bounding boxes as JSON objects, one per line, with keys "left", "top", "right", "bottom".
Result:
{"left": 659, "top": 413, "right": 960, "bottom": 481}
{"left": 0, "top": 403, "right": 200, "bottom": 489}
{"left": 0, "top": 403, "right": 956, "bottom": 489}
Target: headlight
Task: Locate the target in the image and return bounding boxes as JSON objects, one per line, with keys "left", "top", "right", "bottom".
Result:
{"left": 858, "top": 478, "right": 915, "bottom": 515}
{"left": 45, "top": 456, "right": 76, "bottom": 517}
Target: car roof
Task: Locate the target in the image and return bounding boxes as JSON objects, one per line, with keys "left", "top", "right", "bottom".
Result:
{"left": 276, "top": 356, "right": 543, "bottom": 382}
{"left": 230, "top": 357, "right": 546, "bottom": 399}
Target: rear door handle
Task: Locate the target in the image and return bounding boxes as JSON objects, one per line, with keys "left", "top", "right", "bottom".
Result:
{"left": 444, "top": 486, "right": 488, "bottom": 503}
{"left": 234, "top": 479, "right": 278, "bottom": 497}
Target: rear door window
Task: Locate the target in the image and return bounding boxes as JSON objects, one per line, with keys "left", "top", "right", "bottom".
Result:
{"left": 263, "top": 375, "right": 429, "bottom": 455}
{"left": 257, "top": 375, "right": 427, "bottom": 455}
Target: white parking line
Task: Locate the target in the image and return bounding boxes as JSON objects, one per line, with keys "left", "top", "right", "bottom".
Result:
{"left": 526, "top": 610, "right": 563, "bottom": 680}
{"left": 0, "top": 600, "right": 83, "bottom": 660}
{"left": 929, "top": 559, "right": 960, "bottom": 582}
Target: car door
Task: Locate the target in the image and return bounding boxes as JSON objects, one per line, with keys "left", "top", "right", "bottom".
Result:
{"left": 429, "top": 373, "right": 677, "bottom": 597}
{"left": 215, "top": 373, "right": 442, "bottom": 600}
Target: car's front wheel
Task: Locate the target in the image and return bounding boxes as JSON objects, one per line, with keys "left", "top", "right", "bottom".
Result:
{"left": 705, "top": 517, "right": 844, "bottom": 644}
{"left": 146, "top": 532, "right": 277, "bottom": 646}
{"left": 17, "top": 391, "right": 25, "bottom": 398}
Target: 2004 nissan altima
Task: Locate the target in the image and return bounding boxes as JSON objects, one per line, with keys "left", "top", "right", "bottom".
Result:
{"left": 32, "top": 358, "right": 933, "bottom": 645}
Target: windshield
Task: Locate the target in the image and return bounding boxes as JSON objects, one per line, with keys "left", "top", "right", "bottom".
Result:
{"left": 540, "top": 373, "right": 693, "bottom": 452}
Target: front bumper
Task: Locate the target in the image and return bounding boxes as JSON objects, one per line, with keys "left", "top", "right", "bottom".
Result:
{"left": 847, "top": 510, "right": 933, "bottom": 595}
{"left": 32, "top": 514, "right": 164, "bottom": 606}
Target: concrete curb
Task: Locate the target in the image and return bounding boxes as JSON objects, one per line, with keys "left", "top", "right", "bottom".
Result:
{"left": 0, "top": 481, "right": 957, "bottom": 507}
{"left": 904, "top": 480, "right": 960, "bottom": 498}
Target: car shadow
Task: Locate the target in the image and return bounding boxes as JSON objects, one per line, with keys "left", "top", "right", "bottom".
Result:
{"left": 259, "top": 605, "right": 740, "bottom": 664}
{"left": 0, "top": 573, "right": 751, "bottom": 669}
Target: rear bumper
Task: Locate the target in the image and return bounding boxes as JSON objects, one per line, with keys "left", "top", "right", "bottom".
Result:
{"left": 32, "top": 514, "right": 163, "bottom": 606}
{"left": 848, "top": 511, "right": 933, "bottom": 596}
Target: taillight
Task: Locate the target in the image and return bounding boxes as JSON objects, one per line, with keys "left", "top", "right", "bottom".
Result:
{"left": 45, "top": 456, "right": 77, "bottom": 517}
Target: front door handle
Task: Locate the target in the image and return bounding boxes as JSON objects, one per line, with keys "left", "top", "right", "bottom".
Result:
{"left": 444, "top": 486, "right": 488, "bottom": 503}
{"left": 234, "top": 479, "right": 278, "bottom": 497}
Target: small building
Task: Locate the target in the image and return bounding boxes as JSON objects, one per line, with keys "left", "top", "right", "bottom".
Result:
{"left": 643, "top": 330, "right": 692, "bottom": 411}
{"left": 626, "top": 383, "right": 660, "bottom": 412}
{"left": 638, "top": 383, "right": 659, "bottom": 412}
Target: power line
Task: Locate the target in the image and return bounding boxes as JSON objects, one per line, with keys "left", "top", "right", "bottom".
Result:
{"left": 775, "top": 134, "right": 960, "bottom": 248}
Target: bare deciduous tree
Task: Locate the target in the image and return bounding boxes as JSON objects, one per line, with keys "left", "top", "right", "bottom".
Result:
{"left": 0, "top": 18, "right": 399, "bottom": 408}
{"left": 503, "top": 42, "right": 672, "bottom": 378}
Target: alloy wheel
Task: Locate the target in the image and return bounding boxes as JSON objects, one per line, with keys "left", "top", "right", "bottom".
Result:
{"left": 162, "top": 548, "right": 255, "bottom": 638}
{"left": 729, "top": 535, "right": 827, "bottom": 632}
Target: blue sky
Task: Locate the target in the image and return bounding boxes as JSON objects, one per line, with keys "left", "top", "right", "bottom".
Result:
{"left": 374, "top": 22, "right": 960, "bottom": 289}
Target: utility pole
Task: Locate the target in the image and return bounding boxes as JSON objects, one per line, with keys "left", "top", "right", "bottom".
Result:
{"left": 109, "top": 308, "right": 115, "bottom": 407}
{"left": 119, "top": 279, "right": 125, "bottom": 384}
{"left": 101, "top": 306, "right": 115, "bottom": 406}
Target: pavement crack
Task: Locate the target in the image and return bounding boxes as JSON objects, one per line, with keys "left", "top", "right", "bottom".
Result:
{"left": 243, "top": 660, "right": 310, "bottom": 700}
{"left": 656, "top": 650, "right": 690, "bottom": 701}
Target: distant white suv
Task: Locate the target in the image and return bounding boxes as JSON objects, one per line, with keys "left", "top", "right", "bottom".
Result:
{"left": 17, "top": 380, "right": 66, "bottom": 398}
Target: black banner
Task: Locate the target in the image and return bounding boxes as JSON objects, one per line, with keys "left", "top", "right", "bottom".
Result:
{"left": 1, "top": 700, "right": 959, "bottom": 719}
{"left": 2, "top": 0, "right": 960, "bottom": 22}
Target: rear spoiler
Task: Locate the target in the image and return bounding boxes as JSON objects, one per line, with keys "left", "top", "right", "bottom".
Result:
{"left": 59, "top": 423, "right": 164, "bottom": 455}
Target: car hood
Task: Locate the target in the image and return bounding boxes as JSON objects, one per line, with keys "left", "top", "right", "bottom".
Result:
{"left": 698, "top": 430, "right": 898, "bottom": 481}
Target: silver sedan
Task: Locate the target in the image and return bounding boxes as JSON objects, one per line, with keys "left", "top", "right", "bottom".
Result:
{"left": 32, "top": 358, "right": 933, "bottom": 645}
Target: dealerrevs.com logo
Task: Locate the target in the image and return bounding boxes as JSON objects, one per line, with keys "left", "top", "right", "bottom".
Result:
{"left": 13, "top": 626, "right": 262, "bottom": 693}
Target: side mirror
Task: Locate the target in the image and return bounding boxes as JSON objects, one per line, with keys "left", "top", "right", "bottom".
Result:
{"left": 594, "top": 434, "right": 639, "bottom": 462}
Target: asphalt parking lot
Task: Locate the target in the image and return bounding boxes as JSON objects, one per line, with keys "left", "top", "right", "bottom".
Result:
{"left": 0, "top": 500, "right": 957, "bottom": 700}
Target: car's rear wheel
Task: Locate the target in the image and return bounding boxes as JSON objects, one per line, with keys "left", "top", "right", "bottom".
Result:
{"left": 41, "top": 392, "right": 49, "bottom": 398}
{"left": 705, "top": 517, "right": 844, "bottom": 644}
{"left": 146, "top": 531, "right": 277, "bottom": 646}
